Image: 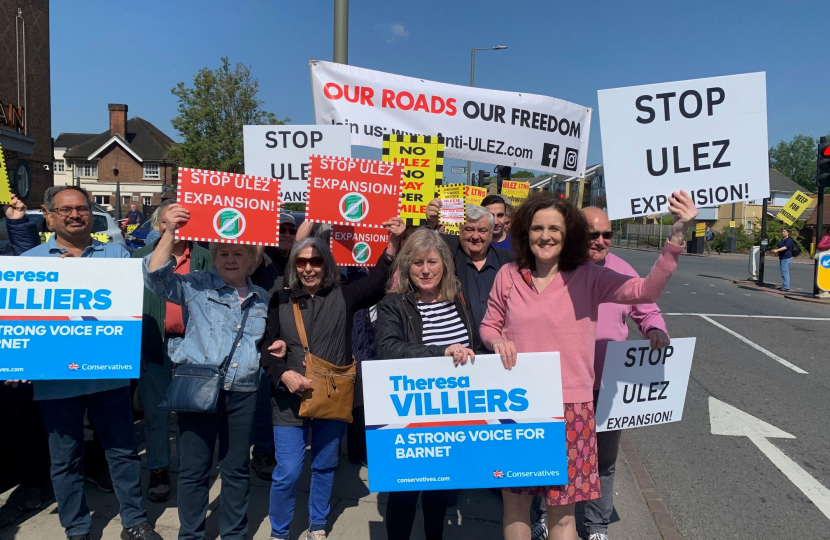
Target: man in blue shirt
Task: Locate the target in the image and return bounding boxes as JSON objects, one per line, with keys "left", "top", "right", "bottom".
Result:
{"left": 771, "top": 227, "right": 795, "bottom": 291}
{"left": 24, "top": 186, "right": 162, "bottom": 540}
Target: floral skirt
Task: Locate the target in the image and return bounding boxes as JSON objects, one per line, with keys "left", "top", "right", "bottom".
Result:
{"left": 505, "top": 401, "right": 601, "bottom": 506}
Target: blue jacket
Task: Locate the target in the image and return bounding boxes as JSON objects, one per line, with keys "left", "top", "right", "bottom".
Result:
{"left": 143, "top": 255, "right": 269, "bottom": 392}
{"left": 1, "top": 216, "right": 40, "bottom": 256}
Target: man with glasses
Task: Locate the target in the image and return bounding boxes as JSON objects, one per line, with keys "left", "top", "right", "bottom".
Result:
{"left": 23, "top": 186, "right": 163, "bottom": 540}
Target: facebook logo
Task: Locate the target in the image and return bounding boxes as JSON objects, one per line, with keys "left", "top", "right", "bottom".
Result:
{"left": 541, "top": 143, "right": 559, "bottom": 168}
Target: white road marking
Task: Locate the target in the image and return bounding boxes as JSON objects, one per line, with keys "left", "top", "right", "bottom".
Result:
{"left": 709, "top": 397, "right": 830, "bottom": 521}
{"left": 698, "top": 315, "right": 808, "bottom": 374}
{"left": 665, "top": 313, "right": 830, "bottom": 321}
{"left": 690, "top": 292, "right": 697, "bottom": 295}
{"left": 718, "top": 293, "right": 725, "bottom": 296}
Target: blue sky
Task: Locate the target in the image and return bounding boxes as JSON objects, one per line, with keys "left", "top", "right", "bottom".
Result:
{"left": 51, "top": 0, "right": 830, "bottom": 179}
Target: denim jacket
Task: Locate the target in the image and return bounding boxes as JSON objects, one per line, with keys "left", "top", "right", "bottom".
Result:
{"left": 143, "top": 255, "right": 270, "bottom": 392}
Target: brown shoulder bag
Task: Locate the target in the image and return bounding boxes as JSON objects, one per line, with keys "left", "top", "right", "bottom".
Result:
{"left": 292, "top": 300, "right": 356, "bottom": 423}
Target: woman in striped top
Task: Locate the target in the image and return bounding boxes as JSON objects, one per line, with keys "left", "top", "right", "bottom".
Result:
{"left": 374, "top": 228, "right": 481, "bottom": 540}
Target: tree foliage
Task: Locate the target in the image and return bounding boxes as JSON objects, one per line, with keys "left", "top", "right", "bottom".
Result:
{"left": 769, "top": 133, "right": 830, "bottom": 191}
{"left": 168, "top": 57, "right": 288, "bottom": 174}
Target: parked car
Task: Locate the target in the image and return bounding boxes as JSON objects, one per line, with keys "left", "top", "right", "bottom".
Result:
{"left": 125, "top": 218, "right": 154, "bottom": 249}
{"left": 0, "top": 209, "right": 127, "bottom": 250}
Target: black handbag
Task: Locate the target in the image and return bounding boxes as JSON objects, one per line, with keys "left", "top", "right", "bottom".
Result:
{"left": 158, "top": 303, "right": 251, "bottom": 414}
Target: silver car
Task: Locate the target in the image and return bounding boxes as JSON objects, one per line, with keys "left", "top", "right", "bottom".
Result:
{"left": 0, "top": 209, "right": 127, "bottom": 249}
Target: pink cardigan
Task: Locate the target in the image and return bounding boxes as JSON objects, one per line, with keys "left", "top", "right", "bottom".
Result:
{"left": 479, "top": 241, "right": 683, "bottom": 403}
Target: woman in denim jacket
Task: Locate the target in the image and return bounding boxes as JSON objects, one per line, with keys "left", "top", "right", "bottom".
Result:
{"left": 143, "top": 204, "right": 269, "bottom": 540}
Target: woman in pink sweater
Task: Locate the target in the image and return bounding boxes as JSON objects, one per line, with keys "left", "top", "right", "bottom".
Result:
{"left": 480, "top": 192, "right": 697, "bottom": 540}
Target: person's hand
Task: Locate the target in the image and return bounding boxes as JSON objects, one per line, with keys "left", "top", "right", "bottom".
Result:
{"left": 3, "top": 380, "right": 30, "bottom": 388}
{"left": 425, "top": 198, "right": 442, "bottom": 230}
{"left": 646, "top": 329, "right": 671, "bottom": 350}
{"left": 280, "top": 370, "right": 313, "bottom": 394}
{"left": 163, "top": 204, "right": 190, "bottom": 235}
{"left": 382, "top": 216, "right": 406, "bottom": 257}
{"left": 3, "top": 195, "right": 26, "bottom": 219}
{"left": 492, "top": 338, "right": 517, "bottom": 370}
{"left": 268, "top": 340, "right": 287, "bottom": 358}
{"left": 667, "top": 190, "right": 698, "bottom": 245}
{"left": 443, "top": 344, "right": 475, "bottom": 366}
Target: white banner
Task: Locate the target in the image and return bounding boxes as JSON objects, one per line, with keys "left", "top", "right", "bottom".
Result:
{"left": 595, "top": 338, "right": 695, "bottom": 432}
{"left": 243, "top": 125, "right": 352, "bottom": 203}
{"left": 311, "top": 60, "right": 592, "bottom": 176}
{"left": 598, "top": 72, "right": 769, "bottom": 219}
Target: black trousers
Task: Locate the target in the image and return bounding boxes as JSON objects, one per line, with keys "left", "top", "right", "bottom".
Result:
{"left": 386, "top": 490, "right": 451, "bottom": 540}
{"left": 346, "top": 405, "right": 367, "bottom": 463}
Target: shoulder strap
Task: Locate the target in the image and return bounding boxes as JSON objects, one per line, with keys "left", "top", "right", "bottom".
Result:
{"left": 292, "top": 299, "right": 310, "bottom": 351}
{"left": 219, "top": 300, "right": 252, "bottom": 372}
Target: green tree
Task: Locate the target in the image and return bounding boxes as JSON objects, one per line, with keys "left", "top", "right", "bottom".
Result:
{"left": 769, "top": 133, "right": 830, "bottom": 191}
{"left": 511, "top": 170, "right": 536, "bottom": 178}
{"left": 168, "top": 57, "right": 288, "bottom": 174}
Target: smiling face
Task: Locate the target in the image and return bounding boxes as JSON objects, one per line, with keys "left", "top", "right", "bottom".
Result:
{"left": 295, "top": 246, "right": 326, "bottom": 293}
{"left": 528, "top": 208, "right": 566, "bottom": 267}
{"left": 485, "top": 202, "right": 507, "bottom": 238}
{"left": 213, "top": 245, "right": 254, "bottom": 285}
{"left": 45, "top": 189, "right": 93, "bottom": 241}
{"left": 584, "top": 207, "right": 612, "bottom": 264}
{"left": 409, "top": 249, "right": 444, "bottom": 298}
{"left": 460, "top": 217, "right": 493, "bottom": 259}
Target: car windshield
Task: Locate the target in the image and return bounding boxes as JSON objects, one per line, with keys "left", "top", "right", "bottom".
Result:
{"left": 136, "top": 219, "right": 153, "bottom": 230}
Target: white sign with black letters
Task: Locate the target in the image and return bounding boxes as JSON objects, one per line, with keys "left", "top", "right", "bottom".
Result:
{"left": 598, "top": 72, "right": 769, "bottom": 220}
{"left": 243, "top": 125, "right": 352, "bottom": 203}
{"left": 595, "top": 338, "right": 695, "bottom": 432}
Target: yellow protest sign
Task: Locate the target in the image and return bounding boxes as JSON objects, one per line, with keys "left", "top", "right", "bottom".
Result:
{"left": 776, "top": 190, "right": 811, "bottom": 226}
{"left": 501, "top": 180, "right": 530, "bottom": 206}
{"left": 437, "top": 184, "right": 465, "bottom": 235}
{"left": 0, "top": 143, "right": 13, "bottom": 205}
{"left": 696, "top": 223, "right": 706, "bottom": 236}
{"left": 729, "top": 221, "right": 736, "bottom": 228}
{"left": 382, "top": 135, "right": 444, "bottom": 225}
{"left": 465, "top": 185, "right": 487, "bottom": 207}
{"left": 126, "top": 224, "right": 139, "bottom": 233}
{"left": 40, "top": 232, "right": 112, "bottom": 244}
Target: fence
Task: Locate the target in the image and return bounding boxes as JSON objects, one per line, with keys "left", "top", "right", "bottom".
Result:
{"left": 611, "top": 233, "right": 666, "bottom": 252}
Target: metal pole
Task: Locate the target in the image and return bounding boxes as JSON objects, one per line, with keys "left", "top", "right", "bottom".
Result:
{"left": 333, "top": 0, "right": 348, "bottom": 64}
{"left": 114, "top": 181, "right": 121, "bottom": 220}
{"left": 758, "top": 197, "right": 768, "bottom": 286}
{"left": 727, "top": 202, "right": 737, "bottom": 253}
{"left": 813, "top": 136, "right": 826, "bottom": 297}
{"left": 467, "top": 48, "right": 475, "bottom": 185}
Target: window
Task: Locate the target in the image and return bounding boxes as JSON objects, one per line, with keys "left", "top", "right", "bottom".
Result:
{"left": 143, "top": 162, "right": 160, "bottom": 179}
{"left": 122, "top": 196, "right": 131, "bottom": 206}
{"left": 53, "top": 160, "right": 65, "bottom": 172}
{"left": 92, "top": 215, "right": 109, "bottom": 233}
{"left": 77, "top": 161, "right": 98, "bottom": 178}
{"left": 143, "top": 196, "right": 151, "bottom": 206}
{"left": 94, "top": 195, "right": 111, "bottom": 206}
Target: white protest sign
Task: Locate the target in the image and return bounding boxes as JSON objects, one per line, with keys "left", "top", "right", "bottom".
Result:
{"left": 311, "top": 60, "right": 592, "bottom": 176}
{"left": 598, "top": 72, "right": 769, "bottom": 219}
{"left": 595, "top": 338, "right": 695, "bottom": 432}
{"left": 243, "top": 125, "right": 351, "bottom": 203}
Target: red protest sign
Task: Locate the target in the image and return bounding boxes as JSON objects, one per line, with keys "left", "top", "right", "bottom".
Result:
{"left": 331, "top": 224, "right": 390, "bottom": 267}
{"left": 306, "top": 155, "right": 403, "bottom": 229}
{"left": 176, "top": 167, "right": 280, "bottom": 245}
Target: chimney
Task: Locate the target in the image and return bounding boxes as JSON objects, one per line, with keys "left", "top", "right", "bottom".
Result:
{"left": 108, "top": 104, "right": 128, "bottom": 139}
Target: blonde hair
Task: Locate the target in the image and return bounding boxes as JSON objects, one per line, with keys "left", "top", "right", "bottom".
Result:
{"left": 208, "top": 243, "right": 259, "bottom": 275}
{"left": 389, "top": 228, "right": 459, "bottom": 301}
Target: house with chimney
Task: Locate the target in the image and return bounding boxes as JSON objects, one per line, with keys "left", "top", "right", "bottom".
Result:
{"left": 53, "top": 104, "right": 177, "bottom": 217}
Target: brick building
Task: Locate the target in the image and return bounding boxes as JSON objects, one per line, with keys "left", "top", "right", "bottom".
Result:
{"left": 0, "top": 0, "right": 52, "bottom": 206}
{"left": 53, "top": 104, "right": 177, "bottom": 218}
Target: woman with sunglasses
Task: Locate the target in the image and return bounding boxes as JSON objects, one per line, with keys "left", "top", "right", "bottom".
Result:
{"left": 260, "top": 216, "right": 405, "bottom": 540}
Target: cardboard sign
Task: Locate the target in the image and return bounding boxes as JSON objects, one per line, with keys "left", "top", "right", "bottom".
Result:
{"left": 306, "top": 155, "right": 403, "bottom": 229}
{"left": 243, "top": 125, "right": 352, "bottom": 203}
{"left": 776, "top": 190, "right": 811, "bottom": 225}
{"left": 175, "top": 168, "right": 280, "bottom": 246}
{"left": 126, "top": 224, "right": 139, "bottom": 233}
{"left": 0, "top": 258, "right": 142, "bottom": 380}
{"left": 362, "top": 353, "right": 567, "bottom": 492}
{"left": 436, "top": 184, "right": 465, "bottom": 235}
{"left": 598, "top": 72, "right": 769, "bottom": 219}
{"left": 465, "top": 185, "right": 487, "bottom": 207}
{"left": 330, "top": 224, "right": 389, "bottom": 267}
{"left": 695, "top": 223, "right": 706, "bottom": 236}
{"left": 311, "top": 60, "right": 593, "bottom": 176}
{"left": 595, "top": 338, "right": 695, "bottom": 432}
{"left": 382, "top": 135, "right": 444, "bottom": 225}
{"left": 501, "top": 180, "right": 530, "bottom": 206}
{"left": 817, "top": 253, "right": 830, "bottom": 292}
{"left": 0, "top": 143, "right": 12, "bottom": 205}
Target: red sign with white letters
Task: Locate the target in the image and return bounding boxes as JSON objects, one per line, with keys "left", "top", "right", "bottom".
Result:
{"left": 330, "top": 224, "right": 389, "bottom": 267}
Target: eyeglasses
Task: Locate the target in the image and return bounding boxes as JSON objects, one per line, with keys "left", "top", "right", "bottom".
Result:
{"left": 280, "top": 226, "right": 297, "bottom": 235}
{"left": 295, "top": 256, "right": 324, "bottom": 269}
{"left": 589, "top": 231, "right": 614, "bottom": 240}
{"left": 52, "top": 206, "right": 91, "bottom": 217}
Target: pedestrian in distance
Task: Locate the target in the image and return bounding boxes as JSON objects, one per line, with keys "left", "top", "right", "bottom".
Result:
{"left": 132, "top": 200, "right": 212, "bottom": 503}
{"left": 21, "top": 186, "right": 163, "bottom": 540}
{"left": 771, "top": 227, "right": 795, "bottom": 291}
{"left": 144, "top": 203, "right": 270, "bottom": 540}
{"left": 260, "top": 217, "right": 405, "bottom": 540}
{"left": 704, "top": 225, "right": 715, "bottom": 255}
{"left": 479, "top": 191, "right": 697, "bottom": 540}
{"left": 482, "top": 194, "right": 514, "bottom": 251}
{"left": 373, "top": 227, "right": 482, "bottom": 540}
{"left": 126, "top": 204, "right": 145, "bottom": 225}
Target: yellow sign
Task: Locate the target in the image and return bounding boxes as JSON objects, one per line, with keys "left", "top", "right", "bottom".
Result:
{"left": 40, "top": 232, "right": 112, "bottom": 244}
{"left": 126, "top": 224, "right": 139, "bottom": 233}
{"left": 818, "top": 253, "right": 830, "bottom": 292}
{"left": 382, "top": 134, "right": 444, "bottom": 225}
{"left": 436, "top": 184, "right": 465, "bottom": 235}
{"left": 501, "top": 180, "right": 530, "bottom": 206}
{"left": 696, "top": 223, "right": 706, "bottom": 236}
{"left": 729, "top": 221, "right": 736, "bottom": 228}
{"left": 0, "top": 142, "right": 13, "bottom": 205}
{"left": 465, "top": 185, "right": 487, "bottom": 207}
{"left": 776, "top": 190, "right": 811, "bottom": 226}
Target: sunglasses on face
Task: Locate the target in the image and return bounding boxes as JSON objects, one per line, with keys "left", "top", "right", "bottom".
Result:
{"left": 589, "top": 231, "right": 614, "bottom": 240}
{"left": 280, "top": 226, "right": 297, "bottom": 235}
{"left": 295, "top": 256, "right": 324, "bottom": 269}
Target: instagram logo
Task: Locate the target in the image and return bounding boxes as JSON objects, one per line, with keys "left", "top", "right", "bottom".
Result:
{"left": 563, "top": 147, "right": 578, "bottom": 171}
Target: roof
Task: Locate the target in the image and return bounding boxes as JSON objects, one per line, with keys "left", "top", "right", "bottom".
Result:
{"left": 806, "top": 195, "right": 830, "bottom": 226}
{"left": 54, "top": 132, "right": 97, "bottom": 149}
{"left": 64, "top": 117, "right": 176, "bottom": 161}
{"left": 769, "top": 169, "right": 808, "bottom": 194}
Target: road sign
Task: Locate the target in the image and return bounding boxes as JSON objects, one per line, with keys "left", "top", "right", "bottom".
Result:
{"left": 730, "top": 221, "right": 736, "bottom": 228}
{"left": 818, "top": 253, "right": 830, "bottom": 291}
{"left": 776, "top": 190, "right": 811, "bottom": 226}
{"left": 696, "top": 223, "right": 706, "bottom": 236}
{"left": 451, "top": 166, "right": 467, "bottom": 174}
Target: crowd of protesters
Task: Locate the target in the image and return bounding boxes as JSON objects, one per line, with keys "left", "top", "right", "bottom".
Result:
{"left": 2, "top": 184, "right": 697, "bottom": 540}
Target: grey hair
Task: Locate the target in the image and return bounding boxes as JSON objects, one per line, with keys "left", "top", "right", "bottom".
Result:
{"left": 151, "top": 199, "right": 176, "bottom": 231}
{"left": 43, "top": 186, "right": 90, "bottom": 212}
{"left": 388, "top": 228, "right": 459, "bottom": 301}
{"left": 208, "top": 243, "right": 259, "bottom": 275}
{"left": 465, "top": 204, "right": 495, "bottom": 229}
{"left": 286, "top": 237, "right": 340, "bottom": 290}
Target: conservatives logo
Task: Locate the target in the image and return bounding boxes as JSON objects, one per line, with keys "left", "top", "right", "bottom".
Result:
{"left": 339, "top": 193, "right": 369, "bottom": 223}
{"left": 493, "top": 470, "right": 504, "bottom": 479}
{"left": 69, "top": 363, "right": 79, "bottom": 371}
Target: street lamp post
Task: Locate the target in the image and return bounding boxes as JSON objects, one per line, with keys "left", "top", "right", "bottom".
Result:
{"left": 468, "top": 45, "right": 507, "bottom": 184}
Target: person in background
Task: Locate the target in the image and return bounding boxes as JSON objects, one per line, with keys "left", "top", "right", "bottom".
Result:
{"left": 264, "top": 211, "right": 297, "bottom": 268}
{"left": 373, "top": 228, "right": 480, "bottom": 540}
{"left": 1, "top": 194, "right": 39, "bottom": 254}
{"left": 126, "top": 204, "right": 145, "bottom": 225}
{"left": 504, "top": 202, "right": 515, "bottom": 235}
{"left": 480, "top": 192, "right": 696, "bottom": 540}
{"left": 132, "top": 200, "right": 212, "bottom": 503}
{"left": 144, "top": 203, "right": 269, "bottom": 540}
{"left": 771, "top": 228, "right": 795, "bottom": 291}
{"left": 23, "top": 186, "right": 163, "bottom": 540}
{"left": 482, "top": 194, "right": 513, "bottom": 251}
{"left": 260, "top": 217, "right": 404, "bottom": 540}
{"left": 704, "top": 225, "right": 715, "bottom": 255}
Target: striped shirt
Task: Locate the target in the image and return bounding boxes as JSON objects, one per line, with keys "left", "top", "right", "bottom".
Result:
{"left": 417, "top": 300, "right": 469, "bottom": 347}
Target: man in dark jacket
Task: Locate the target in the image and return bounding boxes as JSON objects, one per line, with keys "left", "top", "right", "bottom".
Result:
{"left": 132, "top": 200, "right": 211, "bottom": 502}
{"left": 1, "top": 194, "right": 40, "bottom": 255}
{"left": 126, "top": 204, "right": 145, "bottom": 225}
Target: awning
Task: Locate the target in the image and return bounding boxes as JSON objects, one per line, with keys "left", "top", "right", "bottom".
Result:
{"left": 0, "top": 127, "right": 35, "bottom": 155}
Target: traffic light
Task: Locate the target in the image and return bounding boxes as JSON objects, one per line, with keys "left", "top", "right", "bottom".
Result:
{"left": 819, "top": 137, "right": 830, "bottom": 189}
{"left": 496, "top": 166, "right": 511, "bottom": 191}
{"left": 478, "top": 169, "right": 488, "bottom": 187}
